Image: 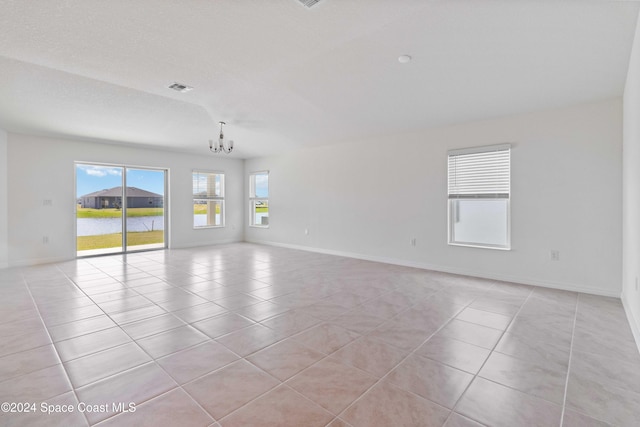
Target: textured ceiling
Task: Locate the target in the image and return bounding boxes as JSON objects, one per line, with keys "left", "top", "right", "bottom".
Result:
{"left": 0, "top": 0, "right": 638, "bottom": 158}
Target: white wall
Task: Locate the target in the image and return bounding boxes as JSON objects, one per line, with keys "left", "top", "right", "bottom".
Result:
{"left": 622, "top": 9, "right": 640, "bottom": 349}
{"left": 6, "top": 133, "right": 244, "bottom": 266}
{"left": 246, "top": 99, "right": 623, "bottom": 297}
{"left": 0, "top": 129, "right": 8, "bottom": 268}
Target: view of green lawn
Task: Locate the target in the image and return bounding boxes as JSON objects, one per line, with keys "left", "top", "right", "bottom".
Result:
{"left": 77, "top": 204, "right": 268, "bottom": 250}
{"left": 77, "top": 231, "right": 164, "bottom": 251}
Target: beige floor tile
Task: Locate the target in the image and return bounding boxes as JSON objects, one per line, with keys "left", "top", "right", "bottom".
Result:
{"left": 120, "top": 313, "right": 186, "bottom": 340}
{"left": 342, "top": 380, "right": 450, "bottom": 427}
{"left": 261, "top": 310, "right": 321, "bottom": 336}
{"left": 331, "top": 336, "right": 408, "bottom": 378}
{"left": 0, "top": 364, "right": 72, "bottom": 402}
{"left": 287, "top": 358, "right": 376, "bottom": 415}
{"left": 55, "top": 327, "right": 131, "bottom": 362}
{"left": 456, "top": 377, "right": 562, "bottom": 427}
{"left": 110, "top": 305, "right": 168, "bottom": 325}
{"left": 443, "top": 413, "right": 485, "bottom": 427}
{"left": 0, "top": 344, "right": 60, "bottom": 382}
{"left": 367, "top": 320, "right": 435, "bottom": 352}
{"left": 1, "top": 243, "right": 638, "bottom": 426}
{"left": 183, "top": 360, "right": 279, "bottom": 420}
{"left": 234, "top": 301, "right": 289, "bottom": 322}
{"left": 64, "top": 342, "right": 151, "bottom": 388}
{"left": 172, "top": 302, "right": 228, "bottom": 324}
{"left": 479, "top": 351, "right": 567, "bottom": 404}
{"left": 158, "top": 341, "right": 239, "bottom": 384}
{"left": 1, "top": 391, "right": 88, "bottom": 427}
{"left": 456, "top": 307, "right": 512, "bottom": 330}
{"left": 415, "top": 336, "right": 490, "bottom": 374}
{"left": 213, "top": 294, "right": 263, "bottom": 310}
{"left": 75, "top": 362, "right": 177, "bottom": 424}
{"left": 192, "top": 313, "right": 254, "bottom": 339}
{"left": 0, "top": 328, "right": 52, "bottom": 358}
{"left": 494, "top": 331, "right": 570, "bottom": 368}
{"left": 219, "top": 385, "right": 333, "bottom": 427}
{"left": 136, "top": 325, "right": 209, "bottom": 358}
{"left": 48, "top": 315, "right": 116, "bottom": 342}
{"left": 247, "top": 338, "right": 324, "bottom": 381}
{"left": 435, "top": 319, "right": 503, "bottom": 350}
{"left": 330, "top": 309, "right": 388, "bottom": 335}
{"left": 293, "top": 323, "right": 360, "bottom": 355}
{"left": 216, "top": 324, "right": 281, "bottom": 356}
{"left": 387, "top": 354, "right": 473, "bottom": 409}
{"left": 562, "top": 409, "right": 612, "bottom": 427}
{"left": 566, "top": 371, "right": 640, "bottom": 426}
{"left": 97, "top": 388, "right": 213, "bottom": 427}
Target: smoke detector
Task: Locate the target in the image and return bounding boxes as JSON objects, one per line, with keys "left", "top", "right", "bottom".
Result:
{"left": 298, "top": 0, "right": 322, "bottom": 8}
{"left": 168, "top": 82, "right": 193, "bottom": 93}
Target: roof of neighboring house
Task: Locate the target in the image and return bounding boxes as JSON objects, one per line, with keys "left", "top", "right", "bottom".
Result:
{"left": 80, "top": 186, "right": 162, "bottom": 198}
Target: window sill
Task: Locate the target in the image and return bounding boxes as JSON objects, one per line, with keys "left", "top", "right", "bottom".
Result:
{"left": 448, "top": 242, "right": 511, "bottom": 251}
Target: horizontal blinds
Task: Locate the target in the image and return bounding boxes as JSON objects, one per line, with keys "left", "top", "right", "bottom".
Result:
{"left": 193, "top": 172, "right": 223, "bottom": 199}
{"left": 448, "top": 146, "right": 510, "bottom": 198}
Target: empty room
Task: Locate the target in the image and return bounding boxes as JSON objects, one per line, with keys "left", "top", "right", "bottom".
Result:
{"left": 2, "top": 1, "right": 640, "bottom": 426}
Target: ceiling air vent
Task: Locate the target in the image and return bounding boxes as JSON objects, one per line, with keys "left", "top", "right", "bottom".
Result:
{"left": 168, "top": 82, "right": 193, "bottom": 93}
{"left": 298, "top": 0, "right": 322, "bottom": 8}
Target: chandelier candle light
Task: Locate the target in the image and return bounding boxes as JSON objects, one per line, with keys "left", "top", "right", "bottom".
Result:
{"left": 210, "top": 121, "right": 234, "bottom": 154}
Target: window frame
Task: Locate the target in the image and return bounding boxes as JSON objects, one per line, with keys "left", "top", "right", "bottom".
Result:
{"left": 447, "top": 144, "right": 511, "bottom": 250}
{"left": 192, "top": 170, "right": 225, "bottom": 229}
{"left": 249, "top": 171, "right": 269, "bottom": 228}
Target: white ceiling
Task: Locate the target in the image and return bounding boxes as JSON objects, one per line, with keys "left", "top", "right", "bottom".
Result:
{"left": 0, "top": 0, "right": 638, "bottom": 158}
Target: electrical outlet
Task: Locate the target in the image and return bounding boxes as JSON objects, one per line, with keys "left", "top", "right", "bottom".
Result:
{"left": 43, "top": 199, "right": 53, "bottom": 206}
{"left": 550, "top": 250, "right": 560, "bottom": 261}
{"left": 42, "top": 236, "right": 49, "bottom": 244}
{"left": 410, "top": 237, "right": 417, "bottom": 246}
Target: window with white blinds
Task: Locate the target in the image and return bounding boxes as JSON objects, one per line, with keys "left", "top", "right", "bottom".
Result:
{"left": 193, "top": 171, "right": 225, "bottom": 228}
{"left": 447, "top": 144, "right": 511, "bottom": 249}
{"left": 448, "top": 144, "right": 510, "bottom": 199}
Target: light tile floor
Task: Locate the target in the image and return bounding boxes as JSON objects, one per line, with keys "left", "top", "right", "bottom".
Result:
{"left": 1, "top": 243, "right": 639, "bottom": 426}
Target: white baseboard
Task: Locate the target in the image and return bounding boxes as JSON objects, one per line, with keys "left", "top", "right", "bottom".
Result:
{"left": 246, "top": 239, "right": 620, "bottom": 298}
{"left": 621, "top": 293, "right": 640, "bottom": 356}
{"left": 169, "top": 238, "right": 242, "bottom": 250}
{"left": 8, "top": 255, "right": 74, "bottom": 267}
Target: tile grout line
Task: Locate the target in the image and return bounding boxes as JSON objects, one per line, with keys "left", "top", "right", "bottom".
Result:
{"left": 440, "top": 284, "right": 536, "bottom": 426}
{"left": 330, "top": 282, "right": 488, "bottom": 424}
{"left": 20, "top": 268, "right": 93, "bottom": 427}
{"left": 559, "top": 293, "right": 580, "bottom": 427}
{"left": 54, "top": 258, "right": 215, "bottom": 425}
{"left": 65, "top": 258, "right": 229, "bottom": 426}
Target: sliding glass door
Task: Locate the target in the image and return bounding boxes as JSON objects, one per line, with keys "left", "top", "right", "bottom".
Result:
{"left": 76, "top": 163, "right": 167, "bottom": 257}
{"left": 125, "top": 168, "right": 165, "bottom": 252}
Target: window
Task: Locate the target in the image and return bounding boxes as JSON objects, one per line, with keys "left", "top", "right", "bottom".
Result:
{"left": 193, "top": 171, "right": 224, "bottom": 228}
{"left": 448, "top": 144, "right": 510, "bottom": 249}
{"left": 249, "top": 171, "right": 269, "bottom": 227}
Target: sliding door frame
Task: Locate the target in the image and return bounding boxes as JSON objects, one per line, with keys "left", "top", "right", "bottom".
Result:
{"left": 75, "top": 161, "right": 169, "bottom": 257}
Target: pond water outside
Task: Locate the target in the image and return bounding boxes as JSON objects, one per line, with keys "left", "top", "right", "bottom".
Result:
{"left": 79, "top": 213, "right": 251, "bottom": 236}
{"left": 77, "top": 217, "right": 164, "bottom": 236}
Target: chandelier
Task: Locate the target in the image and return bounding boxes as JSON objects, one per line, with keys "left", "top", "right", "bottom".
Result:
{"left": 209, "top": 121, "right": 234, "bottom": 154}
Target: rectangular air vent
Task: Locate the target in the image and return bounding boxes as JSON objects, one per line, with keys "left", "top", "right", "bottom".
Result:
{"left": 168, "top": 82, "right": 193, "bottom": 93}
{"left": 298, "top": 0, "right": 321, "bottom": 8}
